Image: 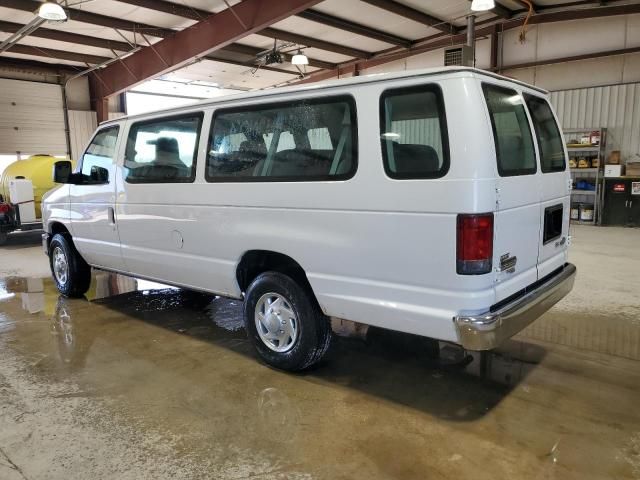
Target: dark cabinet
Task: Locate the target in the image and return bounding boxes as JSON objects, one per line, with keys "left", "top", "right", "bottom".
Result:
{"left": 602, "top": 179, "right": 640, "bottom": 226}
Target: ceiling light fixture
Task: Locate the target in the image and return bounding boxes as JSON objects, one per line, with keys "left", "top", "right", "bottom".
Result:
{"left": 291, "top": 49, "right": 309, "bottom": 66}
{"left": 38, "top": 2, "right": 67, "bottom": 21}
{"left": 470, "top": 0, "right": 495, "bottom": 12}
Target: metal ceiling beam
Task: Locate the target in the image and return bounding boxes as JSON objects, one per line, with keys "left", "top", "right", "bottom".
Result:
{"left": 3, "top": 44, "right": 111, "bottom": 65}
{"left": 359, "top": 0, "right": 458, "bottom": 34}
{"left": 91, "top": 0, "right": 324, "bottom": 98}
{"left": 221, "top": 42, "right": 335, "bottom": 70}
{"left": 259, "top": 27, "right": 372, "bottom": 59}
{"left": 0, "top": 56, "right": 79, "bottom": 75}
{"left": 113, "top": 0, "right": 371, "bottom": 58}
{"left": 0, "top": 20, "right": 307, "bottom": 74}
{"left": 296, "top": 10, "right": 413, "bottom": 48}
{"left": 294, "top": 2, "right": 640, "bottom": 84}
{"left": 0, "top": 20, "right": 132, "bottom": 51}
{"left": 0, "top": 0, "right": 332, "bottom": 73}
{"left": 112, "top": 0, "right": 205, "bottom": 20}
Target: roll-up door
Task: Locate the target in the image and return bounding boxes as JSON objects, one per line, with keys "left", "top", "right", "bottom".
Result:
{"left": 0, "top": 78, "right": 66, "bottom": 155}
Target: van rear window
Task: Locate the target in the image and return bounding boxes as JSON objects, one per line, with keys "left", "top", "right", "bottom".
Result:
{"left": 206, "top": 96, "right": 357, "bottom": 182}
{"left": 524, "top": 94, "right": 566, "bottom": 173}
{"left": 379, "top": 85, "right": 449, "bottom": 179}
{"left": 482, "top": 84, "right": 536, "bottom": 177}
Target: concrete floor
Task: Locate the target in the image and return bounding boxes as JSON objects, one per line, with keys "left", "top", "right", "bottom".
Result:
{"left": 0, "top": 226, "right": 639, "bottom": 479}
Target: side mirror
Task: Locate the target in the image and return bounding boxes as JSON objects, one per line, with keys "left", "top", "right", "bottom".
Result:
{"left": 53, "top": 161, "right": 73, "bottom": 184}
{"left": 89, "top": 166, "right": 109, "bottom": 184}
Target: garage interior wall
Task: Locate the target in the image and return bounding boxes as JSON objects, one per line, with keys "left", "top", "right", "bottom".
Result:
{"left": 359, "top": 14, "right": 640, "bottom": 87}
{"left": 550, "top": 82, "right": 640, "bottom": 164}
{"left": 68, "top": 110, "right": 97, "bottom": 161}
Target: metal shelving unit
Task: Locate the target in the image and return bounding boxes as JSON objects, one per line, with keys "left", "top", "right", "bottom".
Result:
{"left": 564, "top": 128, "right": 607, "bottom": 225}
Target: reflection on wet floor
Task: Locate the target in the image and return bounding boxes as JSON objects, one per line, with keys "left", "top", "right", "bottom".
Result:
{"left": 1, "top": 270, "right": 640, "bottom": 479}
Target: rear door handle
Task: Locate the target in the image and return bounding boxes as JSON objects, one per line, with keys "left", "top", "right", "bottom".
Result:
{"left": 108, "top": 207, "right": 116, "bottom": 225}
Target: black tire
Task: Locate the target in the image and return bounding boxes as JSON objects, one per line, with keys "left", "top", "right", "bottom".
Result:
{"left": 49, "top": 233, "right": 91, "bottom": 298}
{"left": 244, "top": 272, "right": 332, "bottom": 372}
{"left": 0, "top": 232, "right": 7, "bottom": 245}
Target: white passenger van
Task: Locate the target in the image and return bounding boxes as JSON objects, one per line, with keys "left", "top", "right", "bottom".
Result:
{"left": 42, "top": 67, "right": 576, "bottom": 371}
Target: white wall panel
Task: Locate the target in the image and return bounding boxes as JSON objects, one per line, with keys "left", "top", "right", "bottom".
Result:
{"left": 550, "top": 83, "right": 640, "bottom": 164}
{"left": 68, "top": 110, "right": 97, "bottom": 161}
{"left": 0, "top": 78, "right": 66, "bottom": 155}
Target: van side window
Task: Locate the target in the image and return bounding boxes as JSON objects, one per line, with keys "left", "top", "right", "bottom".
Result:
{"left": 482, "top": 84, "right": 536, "bottom": 176}
{"left": 80, "top": 126, "right": 119, "bottom": 182}
{"left": 379, "top": 85, "right": 449, "bottom": 179}
{"left": 124, "top": 113, "right": 203, "bottom": 184}
{"left": 206, "top": 96, "right": 357, "bottom": 182}
{"left": 524, "top": 94, "right": 566, "bottom": 173}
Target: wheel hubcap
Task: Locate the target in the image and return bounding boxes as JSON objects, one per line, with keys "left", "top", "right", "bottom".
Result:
{"left": 255, "top": 293, "right": 298, "bottom": 353}
{"left": 52, "top": 246, "right": 69, "bottom": 285}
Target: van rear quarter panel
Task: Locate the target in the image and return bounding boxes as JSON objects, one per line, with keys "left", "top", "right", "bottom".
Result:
{"left": 115, "top": 73, "right": 498, "bottom": 343}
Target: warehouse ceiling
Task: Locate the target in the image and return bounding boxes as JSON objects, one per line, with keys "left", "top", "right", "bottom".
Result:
{"left": 0, "top": 0, "right": 639, "bottom": 93}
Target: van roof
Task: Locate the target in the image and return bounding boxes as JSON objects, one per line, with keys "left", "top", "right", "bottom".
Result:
{"left": 104, "top": 67, "right": 548, "bottom": 125}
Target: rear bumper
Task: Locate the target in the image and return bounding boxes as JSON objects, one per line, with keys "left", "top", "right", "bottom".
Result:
{"left": 454, "top": 263, "right": 576, "bottom": 350}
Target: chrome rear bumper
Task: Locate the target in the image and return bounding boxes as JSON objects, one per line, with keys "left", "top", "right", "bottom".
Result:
{"left": 454, "top": 263, "right": 576, "bottom": 350}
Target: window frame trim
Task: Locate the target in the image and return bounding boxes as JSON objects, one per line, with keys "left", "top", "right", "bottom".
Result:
{"left": 78, "top": 124, "right": 120, "bottom": 177}
{"left": 378, "top": 83, "right": 451, "bottom": 180}
{"left": 482, "top": 82, "right": 538, "bottom": 178}
{"left": 124, "top": 111, "right": 204, "bottom": 185}
{"left": 205, "top": 94, "right": 358, "bottom": 183}
{"left": 523, "top": 93, "right": 567, "bottom": 174}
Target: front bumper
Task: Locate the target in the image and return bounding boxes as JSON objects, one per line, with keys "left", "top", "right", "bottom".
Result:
{"left": 454, "top": 263, "right": 576, "bottom": 350}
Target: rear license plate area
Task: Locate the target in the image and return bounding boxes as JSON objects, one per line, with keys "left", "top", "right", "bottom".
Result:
{"left": 543, "top": 204, "right": 563, "bottom": 244}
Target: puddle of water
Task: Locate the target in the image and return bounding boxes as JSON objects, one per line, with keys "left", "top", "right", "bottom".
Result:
{"left": 1, "top": 269, "right": 639, "bottom": 479}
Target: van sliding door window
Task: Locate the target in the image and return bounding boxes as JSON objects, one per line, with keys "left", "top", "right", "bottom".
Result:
{"left": 81, "top": 126, "right": 119, "bottom": 182}
{"left": 482, "top": 84, "right": 536, "bottom": 176}
{"left": 379, "top": 85, "right": 449, "bottom": 179}
{"left": 206, "top": 96, "right": 357, "bottom": 182}
{"left": 124, "top": 113, "right": 203, "bottom": 184}
{"left": 524, "top": 94, "right": 566, "bottom": 173}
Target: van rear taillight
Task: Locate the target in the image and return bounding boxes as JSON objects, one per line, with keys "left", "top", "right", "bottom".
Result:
{"left": 0, "top": 203, "right": 10, "bottom": 214}
{"left": 457, "top": 213, "right": 494, "bottom": 275}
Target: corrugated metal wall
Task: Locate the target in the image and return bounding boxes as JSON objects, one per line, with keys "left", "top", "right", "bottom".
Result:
{"left": 68, "top": 110, "right": 97, "bottom": 161}
{"left": 550, "top": 83, "right": 640, "bottom": 164}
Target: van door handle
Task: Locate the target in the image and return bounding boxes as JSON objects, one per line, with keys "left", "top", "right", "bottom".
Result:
{"left": 108, "top": 207, "right": 116, "bottom": 225}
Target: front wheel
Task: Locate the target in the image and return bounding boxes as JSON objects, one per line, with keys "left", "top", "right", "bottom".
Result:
{"left": 244, "top": 272, "right": 332, "bottom": 372}
{"left": 49, "top": 233, "right": 91, "bottom": 298}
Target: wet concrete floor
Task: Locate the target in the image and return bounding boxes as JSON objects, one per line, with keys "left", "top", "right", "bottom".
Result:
{"left": 0, "top": 226, "right": 639, "bottom": 479}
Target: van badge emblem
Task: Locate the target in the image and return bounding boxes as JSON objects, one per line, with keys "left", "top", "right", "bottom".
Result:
{"left": 499, "top": 253, "right": 517, "bottom": 273}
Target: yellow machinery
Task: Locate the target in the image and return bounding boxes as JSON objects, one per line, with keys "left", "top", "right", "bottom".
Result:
{"left": 0, "top": 155, "right": 74, "bottom": 219}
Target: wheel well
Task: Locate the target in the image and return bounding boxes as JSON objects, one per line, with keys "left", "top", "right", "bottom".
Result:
{"left": 48, "top": 222, "right": 70, "bottom": 250}
{"left": 49, "top": 222, "right": 70, "bottom": 237}
{"left": 236, "top": 250, "right": 312, "bottom": 294}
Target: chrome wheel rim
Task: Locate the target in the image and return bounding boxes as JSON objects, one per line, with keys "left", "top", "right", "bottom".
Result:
{"left": 255, "top": 293, "right": 298, "bottom": 353}
{"left": 52, "top": 246, "right": 69, "bottom": 285}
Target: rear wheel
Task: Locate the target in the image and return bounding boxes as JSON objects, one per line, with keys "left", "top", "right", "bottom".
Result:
{"left": 49, "top": 233, "right": 91, "bottom": 298}
{"left": 0, "top": 232, "right": 7, "bottom": 245}
{"left": 244, "top": 272, "right": 332, "bottom": 371}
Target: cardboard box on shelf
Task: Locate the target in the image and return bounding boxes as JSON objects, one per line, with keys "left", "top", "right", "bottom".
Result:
{"left": 605, "top": 164, "right": 624, "bottom": 177}
{"left": 626, "top": 162, "right": 640, "bottom": 177}
{"left": 608, "top": 151, "right": 621, "bottom": 164}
